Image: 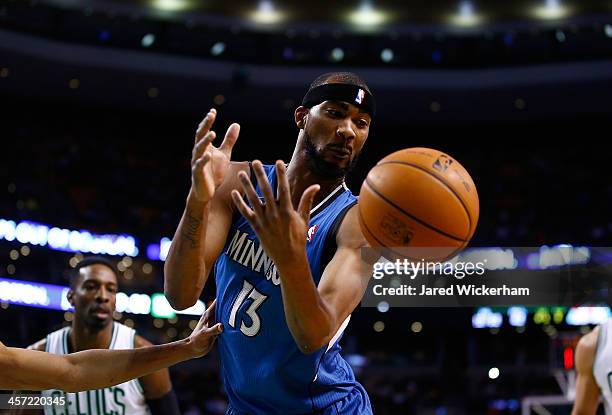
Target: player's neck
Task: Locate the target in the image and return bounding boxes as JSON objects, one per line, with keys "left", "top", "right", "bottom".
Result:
{"left": 70, "top": 319, "right": 114, "bottom": 352}
{"left": 286, "top": 156, "right": 345, "bottom": 211}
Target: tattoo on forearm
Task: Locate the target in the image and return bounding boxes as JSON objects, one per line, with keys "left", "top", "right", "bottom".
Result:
{"left": 181, "top": 211, "right": 202, "bottom": 248}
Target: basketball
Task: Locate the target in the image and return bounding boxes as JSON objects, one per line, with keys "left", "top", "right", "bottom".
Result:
{"left": 358, "top": 147, "right": 479, "bottom": 260}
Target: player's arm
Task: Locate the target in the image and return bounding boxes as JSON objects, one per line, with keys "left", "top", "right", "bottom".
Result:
{"left": 134, "top": 335, "right": 180, "bottom": 415}
{"left": 571, "top": 327, "right": 601, "bottom": 415}
{"left": 0, "top": 308, "right": 222, "bottom": 391}
{"left": 232, "top": 161, "right": 371, "bottom": 353}
{"left": 8, "top": 340, "right": 47, "bottom": 415}
{"left": 281, "top": 205, "right": 370, "bottom": 353}
{"left": 164, "top": 109, "right": 243, "bottom": 310}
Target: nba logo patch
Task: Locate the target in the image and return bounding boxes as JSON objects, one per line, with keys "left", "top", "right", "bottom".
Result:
{"left": 432, "top": 155, "right": 454, "bottom": 173}
{"left": 306, "top": 224, "right": 319, "bottom": 242}
{"left": 355, "top": 89, "right": 365, "bottom": 105}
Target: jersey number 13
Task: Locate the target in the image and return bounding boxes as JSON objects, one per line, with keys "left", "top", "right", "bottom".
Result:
{"left": 229, "top": 280, "right": 268, "bottom": 337}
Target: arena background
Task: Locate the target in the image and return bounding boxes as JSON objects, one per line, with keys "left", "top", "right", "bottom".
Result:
{"left": 1, "top": 0, "right": 612, "bottom": 413}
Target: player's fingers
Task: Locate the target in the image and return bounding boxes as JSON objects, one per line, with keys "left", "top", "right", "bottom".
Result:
{"left": 231, "top": 190, "right": 258, "bottom": 227}
{"left": 297, "top": 184, "right": 320, "bottom": 224}
{"left": 252, "top": 160, "right": 277, "bottom": 214}
{"left": 205, "top": 323, "right": 223, "bottom": 335}
{"left": 195, "top": 109, "right": 217, "bottom": 143}
{"left": 202, "top": 299, "right": 216, "bottom": 326}
{"left": 192, "top": 131, "right": 216, "bottom": 162}
{"left": 275, "top": 161, "right": 291, "bottom": 210}
{"left": 192, "top": 153, "right": 211, "bottom": 182}
{"left": 219, "top": 123, "right": 240, "bottom": 157}
{"left": 238, "top": 171, "right": 264, "bottom": 216}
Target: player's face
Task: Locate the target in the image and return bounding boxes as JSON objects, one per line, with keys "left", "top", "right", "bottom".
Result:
{"left": 71, "top": 264, "right": 118, "bottom": 330}
{"left": 303, "top": 100, "right": 371, "bottom": 178}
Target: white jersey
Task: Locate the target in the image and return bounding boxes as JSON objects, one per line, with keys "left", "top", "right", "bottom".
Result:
{"left": 594, "top": 319, "right": 612, "bottom": 415}
{"left": 42, "top": 322, "right": 150, "bottom": 415}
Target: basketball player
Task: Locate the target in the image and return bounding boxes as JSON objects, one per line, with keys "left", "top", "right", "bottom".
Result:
{"left": 0, "top": 303, "right": 221, "bottom": 391}
{"left": 164, "top": 72, "right": 375, "bottom": 414}
{"left": 23, "top": 256, "right": 185, "bottom": 414}
{"left": 572, "top": 324, "right": 609, "bottom": 414}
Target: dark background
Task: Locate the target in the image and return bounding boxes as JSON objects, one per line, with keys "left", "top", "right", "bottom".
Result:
{"left": 1, "top": 0, "right": 612, "bottom": 413}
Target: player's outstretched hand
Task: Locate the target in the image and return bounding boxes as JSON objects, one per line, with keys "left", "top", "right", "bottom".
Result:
{"left": 188, "top": 300, "right": 223, "bottom": 358}
{"left": 191, "top": 109, "right": 240, "bottom": 203}
{"left": 231, "top": 160, "right": 320, "bottom": 267}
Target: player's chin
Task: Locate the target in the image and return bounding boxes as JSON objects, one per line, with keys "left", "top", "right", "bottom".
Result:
{"left": 324, "top": 152, "right": 352, "bottom": 167}
{"left": 88, "top": 314, "right": 111, "bottom": 328}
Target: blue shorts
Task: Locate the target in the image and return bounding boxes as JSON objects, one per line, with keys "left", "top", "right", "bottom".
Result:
{"left": 318, "top": 383, "right": 373, "bottom": 415}
{"left": 225, "top": 384, "right": 373, "bottom": 415}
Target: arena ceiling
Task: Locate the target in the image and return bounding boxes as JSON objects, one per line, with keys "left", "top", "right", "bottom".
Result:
{"left": 44, "top": 0, "right": 612, "bottom": 32}
{"left": 3, "top": 0, "right": 611, "bottom": 123}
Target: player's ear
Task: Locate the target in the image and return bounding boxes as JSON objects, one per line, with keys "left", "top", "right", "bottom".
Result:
{"left": 67, "top": 289, "right": 75, "bottom": 306}
{"left": 294, "top": 106, "right": 309, "bottom": 129}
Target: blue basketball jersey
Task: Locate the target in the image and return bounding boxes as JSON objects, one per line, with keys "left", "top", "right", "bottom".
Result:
{"left": 214, "top": 164, "right": 371, "bottom": 414}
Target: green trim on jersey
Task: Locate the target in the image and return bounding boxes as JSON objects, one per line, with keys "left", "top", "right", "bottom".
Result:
{"left": 62, "top": 329, "right": 69, "bottom": 354}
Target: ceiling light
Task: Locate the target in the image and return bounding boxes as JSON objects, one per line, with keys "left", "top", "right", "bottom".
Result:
{"left": 330, "top": 48, "right": 344, "bottom": 62}
{"left": 347, "top": 2, "right": 388, "bottom": 27}
{"left": 380, "top": 48, "right": 394, "bottom": 63}
{"left": 531, "top": 0, "right": 571, "bottom": 20}
{"left": 211, "top": 42, "right": 226, "bottom": 56}
{"left": 151, "top": 0, "right": 191, "bottom": 12}
{"left": 448, "top": 1, "right": 483, "bottom": 27}
{"left": 251, "top": 1, "right": 284, "bottom": 24}
{"left": 141, "top": 33, "right": 155, "bottom": 48}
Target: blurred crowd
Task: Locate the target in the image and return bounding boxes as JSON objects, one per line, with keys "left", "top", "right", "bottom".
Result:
{"left": 2, "top": 99, "right": 610, "bottom": 248}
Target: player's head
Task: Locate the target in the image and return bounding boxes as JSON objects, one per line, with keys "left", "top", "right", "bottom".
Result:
{"left": 67, "top": 256, "right": 118, "bottom": 330}
{"left": 295, "top": 72, "right": 375, "bottom": 179}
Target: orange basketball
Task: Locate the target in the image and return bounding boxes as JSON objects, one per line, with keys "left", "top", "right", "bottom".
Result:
{"left": 358, "top": 147, "right": 479, "bottom": 260}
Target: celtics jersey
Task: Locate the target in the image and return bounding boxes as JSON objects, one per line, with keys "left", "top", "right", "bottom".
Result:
{"left": 594, "top": 319, "right": 612, "bottom": 415}
{"left": 214, "top": 164, "right": 372, "bottom": 414}
{"left": 42, "top": 322, "right": 150, "bottom": 415}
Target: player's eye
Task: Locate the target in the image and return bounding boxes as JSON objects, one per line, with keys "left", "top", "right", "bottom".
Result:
{"left": 326, "top": 108, "right": 343, "bottom": 117}
{"left": 356, "top": 119, "right": 369, "bottom": 129}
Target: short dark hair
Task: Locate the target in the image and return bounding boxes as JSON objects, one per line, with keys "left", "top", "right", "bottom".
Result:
{"left": 308, "top": 72, "right": 372, "bottom": 95}
{"left": 70, "top": 256, "right": 119, "bottom": 288}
